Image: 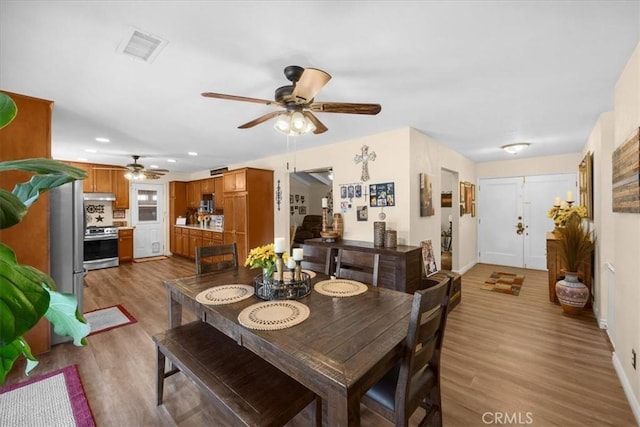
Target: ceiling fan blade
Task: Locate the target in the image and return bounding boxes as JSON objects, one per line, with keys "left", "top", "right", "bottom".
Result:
{"left": 202, "top": 92, "right": 276, "bottom": 106}
{"left": 309, "top": 102, "right": 381, "bottom": 115}
{"left": 238, "top": 111, "right": 283, "bottom": 129}
{"left": 303, "top": 112, "right": 328, "bottom": 134}
{"left": 291, "top": 68, "right": 331, "bottom": 104}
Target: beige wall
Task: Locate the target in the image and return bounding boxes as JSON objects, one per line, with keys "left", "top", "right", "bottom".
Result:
{"left": 476, "top": 152, "right": 582, "bottom": 178}
{"left": 612, "top": 42, "right": 640, "bottom": 418}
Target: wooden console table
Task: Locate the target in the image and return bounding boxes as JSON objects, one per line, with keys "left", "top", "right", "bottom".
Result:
{"left": 546, "top": 232, "right": 592, "bottom": 307}
{"left": 302, "top": 238, "right": 422, "bottom": 294}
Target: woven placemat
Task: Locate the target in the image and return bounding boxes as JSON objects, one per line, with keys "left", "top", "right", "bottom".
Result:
{"left": 196, "top": 284, "right": 255, "bottom": 305}
{"left": 238, "top": 300, "right": 310, "bottom": 330}
{"left": 314, "top": 279, "right": 368, "bottom": 297}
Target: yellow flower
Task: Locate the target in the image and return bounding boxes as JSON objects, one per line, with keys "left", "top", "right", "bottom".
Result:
{"left": 244, "top": 243, "right": 289, "bottom": 274}
{"left": 548, "top": 205, "right": 587, "bottom": 227}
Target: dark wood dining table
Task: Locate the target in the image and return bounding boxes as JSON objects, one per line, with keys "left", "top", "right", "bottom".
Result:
{"left": 162, "top": 266, "right": 413, "bottom": 426}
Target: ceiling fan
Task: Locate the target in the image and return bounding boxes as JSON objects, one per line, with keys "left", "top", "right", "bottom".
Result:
{"left": 202, "top": 65, "right": 382, "bottom": 135}
{"left": 93, "top": 155, "right": 170, "bottom": 180}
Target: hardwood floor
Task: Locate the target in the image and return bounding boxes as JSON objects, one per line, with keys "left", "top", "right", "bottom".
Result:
{"left": 4, "top": 258, "right": 635, "bottom": 426}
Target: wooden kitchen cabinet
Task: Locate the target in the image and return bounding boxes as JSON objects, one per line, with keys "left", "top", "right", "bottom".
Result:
{"left": 214, "top": 177, "right": 223, "bottom": 211}
{"left": 169, "top": 181, "right": 187, "bottom": 253}
{"left": 92, "top": 168, "right": 113, "bottom": 193}
{"left": 0, "top": 91, "right": 53, "bottom": 354}
{"left": 113, "top": 170, "right": 130, "bottom": 209}
{"left": 223, "top": 168, "right": 273, "bottom": 265}
{"left": 118, "top": 228, "right": 134, "bottom": 263}
{"left": 188, "top": 228, "right": 204, "bottom": 259}
{"left": 203, "top": 230, "right": 223, "bottom": 247}
{"left": 223, "top": 169, "right": 247, "bottom": 193}
{"left": 187, "top": 180, "right": 201, "bottom": 208}
{"left": 200, "top": 178, "right": 214, "bottom": 195}
{"left": 66, "top": 161, "right": 93, "bottom": 193}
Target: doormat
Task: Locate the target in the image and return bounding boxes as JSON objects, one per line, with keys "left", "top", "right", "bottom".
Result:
{"left": 481, "top": 272, "right": 525, "bottom": 296}
{"left": 133, "top": 256, "right": 168, "bottom": 263}
{"left": 84, "top": 304, "right": 137, "bottom": 336}
{"left": 0, "top": 365, "right": 95, "bottom": 426}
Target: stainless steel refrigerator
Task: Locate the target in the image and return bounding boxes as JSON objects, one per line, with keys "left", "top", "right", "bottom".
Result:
{"left": 49, "top": 180, "right": 85, "bottom": 345}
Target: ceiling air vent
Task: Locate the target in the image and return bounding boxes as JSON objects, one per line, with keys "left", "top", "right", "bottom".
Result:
{"left": 210, "top": 167, "right": 228, "bottom": 177}
{"left": 118, "top": 26, "right": 168, "bottom": 63}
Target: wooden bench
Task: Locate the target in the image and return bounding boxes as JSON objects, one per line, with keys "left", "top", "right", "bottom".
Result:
{"left": 153, "top": 321, "right": 319, "bottom": 426}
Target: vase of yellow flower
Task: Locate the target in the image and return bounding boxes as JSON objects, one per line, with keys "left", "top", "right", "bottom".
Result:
{"left": 244, "top": 243, "right": 283, "bottom": 279}
{"left": 547, "top": 203, "right": 587, "bottom": 230}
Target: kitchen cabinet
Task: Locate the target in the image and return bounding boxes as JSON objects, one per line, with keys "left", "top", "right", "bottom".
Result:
{"left": 118, "top": 228, "right": 134, "bottom": 263}
{"left": 66, "top": 161, "right": 93, "bottom": 193}
{"left": 187, "top": 180, "right": 201, "bottom": 208}
{"left": 113, "top": 170, "right": 130, "bottom": 210}
{"left": 93, "top": 168, "right": 113, "bottom": 192}
{"left": 169, "top": 182, "right": 187, "bottom": 253}
{"left": 223, "top": 169, "right": 247, "bottom": 193}
{"left": 0, "top": 91, "right": 53, "bottom": 355}
{"left": 200, "top": 178, "right": 214, "bottom": 195}
{"left": 203, "top": 230, "right": 223, "bottom": 247}
{"left": 188, "top": 228, "right": 204, "bottom": 259}
{"left": 214, "top": 177, "right": 223, "bottom": 211}
{"left": 222, "top": 168, "right": 273, "bottom": 265}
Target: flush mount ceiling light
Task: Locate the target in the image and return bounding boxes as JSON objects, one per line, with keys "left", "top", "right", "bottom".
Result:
{"left": 501, "top": 142, "right": 531, "bottom": 154}
{"left": 273, "top": 110, "right": 316, "bottom": 136}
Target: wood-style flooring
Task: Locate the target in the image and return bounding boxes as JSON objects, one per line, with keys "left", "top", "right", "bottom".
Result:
{"left": 4, "top": 257, "right": 635, "bottom": 426}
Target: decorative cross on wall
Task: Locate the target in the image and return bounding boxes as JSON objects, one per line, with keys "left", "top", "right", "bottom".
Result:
{"left": 354, "top": 145, "right": 376, "bottom": 182}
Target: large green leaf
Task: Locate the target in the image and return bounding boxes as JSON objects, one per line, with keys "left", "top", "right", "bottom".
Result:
{"left": 45, "top": 288, "right": 90, "bottom": 346}
{"left": 0, "top": 337, "right": 38, "bottom": 385}
{"left": 0, "top": 243, "right": 52, "bottom": 347}
{"left": 0, "top": 189, "right": 28, "bottom": 229}
{"left": 0, "top": 92, "right": 17, "bottom": 129}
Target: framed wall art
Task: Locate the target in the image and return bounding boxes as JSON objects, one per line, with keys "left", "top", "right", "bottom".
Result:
{"left": 579, "top": 151, "right": 594, "bottom": 218}
{"left": 419, "top": 173, "right": 435, "bottom": 217}
{"left": 612, "top": 128, "right": 640, "bottom": 213}
{"left": 459, "top": 181, "right": 475, "bottom": 216}
{"left": 369, "top": 182, "right": 395, "bottom": 207}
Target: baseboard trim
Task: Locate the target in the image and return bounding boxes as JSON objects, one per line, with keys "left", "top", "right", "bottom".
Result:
{"left": 612, "top": 352, "right": 640, "bottom": 424}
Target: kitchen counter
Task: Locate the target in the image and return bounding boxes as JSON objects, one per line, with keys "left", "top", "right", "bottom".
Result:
{"left": 175, "top": 224, "right": 223, "bottom": 233}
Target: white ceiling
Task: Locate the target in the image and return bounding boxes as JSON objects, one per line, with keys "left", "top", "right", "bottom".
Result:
{"left": 1, "top": 1, "right": 638, "bottom": 174}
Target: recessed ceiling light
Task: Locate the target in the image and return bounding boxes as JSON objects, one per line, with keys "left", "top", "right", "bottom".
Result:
{"left": 501, "top": 143, "right": 531, "bottom": 154}
{"left": 167, "top": 159, "right": 176, "bottom": 163}
{"left": 95, "top": 137, "right": 110, "bottom": 143}
{"left": 77, "top": 157, "right": 88, "bottom": 162}
{"left": 149, "top": 165, "right": 159, "bottom": 169}
{"left": 188, "top": 152, "right": 198, "bottom": 156}
{"left": 85, "top": 148, "right": 97, "bottom": 153}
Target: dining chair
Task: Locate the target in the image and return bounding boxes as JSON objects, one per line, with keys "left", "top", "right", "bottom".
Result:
{"left": 361, "top": 274, "right": 452, "bottom": 426}
{"left": 335, "top": 248, "right": 380, "bottom": 286}
{"left": 195, "top": 243, "right": 238, "bottom": 274}
{"left": 300, "top": 244, "right": 332, "bottom": 275}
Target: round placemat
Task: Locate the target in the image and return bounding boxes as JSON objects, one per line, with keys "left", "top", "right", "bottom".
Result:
{"left": 282, "top": 269, "right": 317, "bottom": 280}
{"left": 314, "top": 279, "right": 368, "bottom": 297}
{"left": 238, "top": 300, "right": 310, "bottom": 330}
{"left": 195, "top": 284, "right": 254, "bottom": 305}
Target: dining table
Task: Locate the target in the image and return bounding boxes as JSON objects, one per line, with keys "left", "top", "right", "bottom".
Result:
{"left": 162, "top": 266, "right": 413, "bottom": 427}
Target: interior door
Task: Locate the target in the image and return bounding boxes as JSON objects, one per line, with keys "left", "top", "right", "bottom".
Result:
{"left": 131, "top": 183, "right": 164, "bottom": 259}
{"left": 479, "top": 174, "right": 576, "bottom": 269}
{"left": 478, "top": 177, "right": 524, "bottom": 267}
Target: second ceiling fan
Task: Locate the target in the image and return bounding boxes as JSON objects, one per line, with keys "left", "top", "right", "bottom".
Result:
{"left": 202, "top": 65, "right": 381, "bottom": 135}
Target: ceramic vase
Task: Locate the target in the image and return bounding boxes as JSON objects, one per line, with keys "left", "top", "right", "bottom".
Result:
{"left": 555, "top": 271, "right": 589, "bottom": 315}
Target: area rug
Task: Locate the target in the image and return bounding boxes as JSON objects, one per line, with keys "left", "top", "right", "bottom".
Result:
{"left": 84, "top": 304, "right": 137, "bottom": 336}
{"left": 0, "top": 365, "right": 95, "bottom": 426}
{"left": 481, "top": 271, "right": 525, "bottom": 296}
{"left": 133, "top": 256, "right": 168, "bottom": 263}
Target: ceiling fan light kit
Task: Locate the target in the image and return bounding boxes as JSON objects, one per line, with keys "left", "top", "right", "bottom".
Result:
{"left": 501, "top": 142, "right": 531, "bottom": 154}
{"left": 202, "top": 65, "right": 381, "bottom": 135}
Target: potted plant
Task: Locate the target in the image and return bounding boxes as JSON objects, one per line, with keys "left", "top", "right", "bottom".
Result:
{"left": 0, "top": 92, "right": 90, "bottom": 384}
{"left": 555, "top": 212, "right": 596, "bottom": 314}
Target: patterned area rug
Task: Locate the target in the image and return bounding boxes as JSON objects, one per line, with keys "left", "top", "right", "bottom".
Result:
{"left": 481, "top": 271, "right": 525, "bottom": 296}
{"left": 84, "top": 304, "right": 137, "bottom": 336}
{"left": 0, "top": 365, "right": 95, "bottom": 426}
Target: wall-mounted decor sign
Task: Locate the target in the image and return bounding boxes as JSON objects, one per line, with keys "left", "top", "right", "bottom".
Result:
{"left": 354, "top": 145, "right": 376, "bottom": 182}
{"left": 579, "top": 151, "right": 593, "bottom": 218}
{"left": 612, "top": 128, "right": 639, "bottom": 213}
{"left": 419, "top": 173, "right": 435, "bottom": 217}
{"left": 369, "top": 182, "right": 395, "bottom": 207}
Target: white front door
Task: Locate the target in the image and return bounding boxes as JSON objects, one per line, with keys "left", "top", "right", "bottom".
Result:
{"left": 478, "top": 174, "right": 576, "bottom": 269}
{"left": 131, "top": 183, "right": 164, "bottom": 259}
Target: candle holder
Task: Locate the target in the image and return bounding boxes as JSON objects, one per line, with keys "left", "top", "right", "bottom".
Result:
{"left": 567, "top": 201, "right": 574, "bottom": 207}
{"left": 294, "top": 260, "right": 302, "bottom": 281}
{"left": 275, "top": 252, "right": 285, "bottom": 283}
{"left": 320, "top": 206, "right": 340, "bottom": 242}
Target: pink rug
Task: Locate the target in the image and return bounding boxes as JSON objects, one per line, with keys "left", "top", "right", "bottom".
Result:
{"left": 0, "top": 365, "right": 95, "bottom": 426}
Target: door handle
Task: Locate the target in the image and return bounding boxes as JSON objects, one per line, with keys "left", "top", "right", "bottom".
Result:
{"left": 516, "top": 222, "right": 525, "bottom": 235}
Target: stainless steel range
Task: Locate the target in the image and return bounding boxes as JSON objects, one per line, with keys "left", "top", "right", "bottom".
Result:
{"left": 84, "top": 226, "right": 119, "bottom": 270}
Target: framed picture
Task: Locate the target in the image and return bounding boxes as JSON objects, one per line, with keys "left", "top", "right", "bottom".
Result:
{"left": 298, "top": 206, "right": 307, "bottom": 215}
{"left": 419, "top": 173, "right": 435, "bottom": 217}
{"left": 459, "top": 181, "right": 474, "bottom": 215}
{"left": 369, "top": 182, "right": 395, "bottom": 207}
{"left": 420, "top": 240, "right": 438, "bottom": 276}
{"left": 357, "top": 205, "right": 368, "bottom": 221}
{"left": 355, "top": 184, "right": 362, "bottom": 198}
{"left": 341, "top": 186, "right": 347, "bottom": 199}
{"left": 579, "top": 151, "right": 593, "bottom": 218}
{"left": 441, "top": 192, "right": 452, "bottom": 207}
